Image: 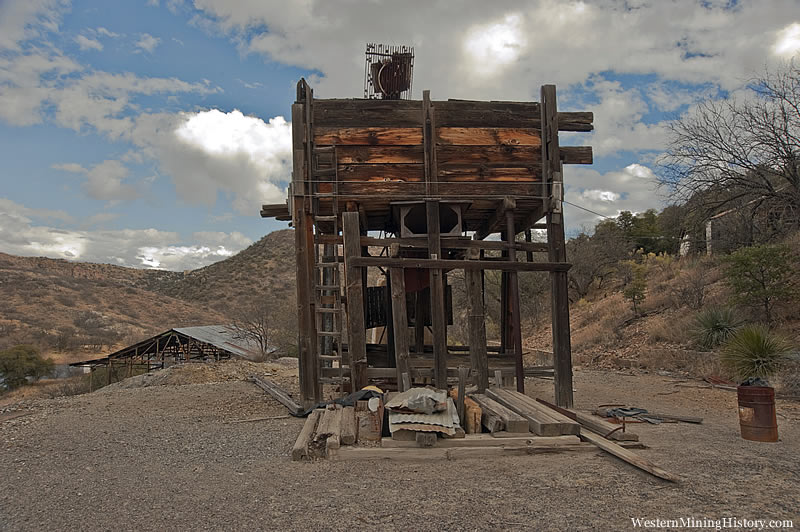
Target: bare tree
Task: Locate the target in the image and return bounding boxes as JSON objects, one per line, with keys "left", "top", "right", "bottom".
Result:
{"left": 230, "top": 296, "right": 295, "bottom": 359}
{"left": 658, "top": 63, "right": 800, "bottom": 231}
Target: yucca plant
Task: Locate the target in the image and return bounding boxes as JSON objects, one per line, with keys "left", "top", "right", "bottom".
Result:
{"left": 692, "top": 307, "right": 740, "bottom": 350}
{"left": 721, "top": 325, "right": 792, "bottom": 383}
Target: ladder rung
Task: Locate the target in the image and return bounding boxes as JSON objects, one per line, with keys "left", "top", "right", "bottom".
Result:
{"left": 318, "top": 355, "right": 342, "bottom": 361}
{"left": 317, "top": 331, "right": 342, "bottom": 337}
{"left": 315, "top": 193, "right": 337, "bottom": 197}
{"left": 316, "top": 307, "right": 341, "bottom": 313}
{"left": 316, "top": 262, "right": 340, "bottom": 268}
{"left": 314, "top": 215, "right": 337, "bottom": 222}
{"left": 313, "top": 168, "right": 336, "bottom": 177}
{"left": 320, "top": 377, "right": 348, "bottom": 384}
{"left": 314, "top": 146, "right": 335, "bottom": 154}
{"left": 316, "top": 284, "right": 340, "bottom": 290}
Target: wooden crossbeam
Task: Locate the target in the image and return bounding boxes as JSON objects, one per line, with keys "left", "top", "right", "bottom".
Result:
{"left": 475, "top": 197, "right": 516, "bottom": 240}
{"left": 347, "top": 256, "right": 570, "bottom": 272}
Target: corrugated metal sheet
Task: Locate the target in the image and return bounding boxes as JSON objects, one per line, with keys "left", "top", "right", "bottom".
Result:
{"left": 172, "top": 325, "right": 273, "bottom": 361}
{"left": 388, "top": 397, "right": 458, "bottom": 436}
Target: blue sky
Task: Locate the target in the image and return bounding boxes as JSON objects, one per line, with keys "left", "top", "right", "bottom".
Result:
{"left": 1, "top": 0, "right": 799, "bottom": 270}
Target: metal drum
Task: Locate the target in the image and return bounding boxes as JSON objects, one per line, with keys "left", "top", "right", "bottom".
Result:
{"left": 737, "top": 386, "right": 779, "bottom": 442}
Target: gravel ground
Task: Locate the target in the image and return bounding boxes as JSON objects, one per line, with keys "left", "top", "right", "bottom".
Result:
{"left": 1, "top": 365, "right": 798, "bottom": 531}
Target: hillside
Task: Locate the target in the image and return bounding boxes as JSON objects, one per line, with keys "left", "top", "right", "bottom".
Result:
{"left": 0, "top": 229, "right": 297, "bottom": 358}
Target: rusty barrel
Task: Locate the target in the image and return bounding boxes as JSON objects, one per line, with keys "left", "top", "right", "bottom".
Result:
{"left": 737, "top": 386, "right": 778, "bottom": 442}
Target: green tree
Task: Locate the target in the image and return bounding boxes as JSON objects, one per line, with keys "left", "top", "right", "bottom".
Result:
{"left": 723, "top": 244, "right": 798, "bottom": 322}
{"left": 623, "top": 262, "right": 648, "bottom": 314}
{"left": 0, "top": 345, "right": 54, "bottom": 390}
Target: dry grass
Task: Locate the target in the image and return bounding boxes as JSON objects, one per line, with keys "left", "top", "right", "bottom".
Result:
{"left": 639, "top": 348, "right": 729, "bottom": 378}
{"left": 571, "top": 293, "right": 630, "bottom": 349}
{"left": 644, "top": 312, "right": 695, "bottom": 345}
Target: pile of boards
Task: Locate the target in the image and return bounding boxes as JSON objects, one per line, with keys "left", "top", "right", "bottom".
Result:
{"left": 291, "top": 398, "right": 383, "bottom": 461}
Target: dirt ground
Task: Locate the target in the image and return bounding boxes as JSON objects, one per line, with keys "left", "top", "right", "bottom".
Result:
{"left": 1, "top": 362, "right": 798, "bottom": 531}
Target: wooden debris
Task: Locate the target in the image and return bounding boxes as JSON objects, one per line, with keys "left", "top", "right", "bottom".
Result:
{"left": 291, "top": 410, "right": 321, "bottom": 461}
{"left": 594, "top": 407, "right": 703, "bottom": 425}
{"left": 339, "top": 406, "right": 358, "bottom": 445}
{"left": 329, "top": 442, "right": 638, "bottom": 461}
{"left": 249, "top": 376, "right": 301, "bottom": 415}
{"left": 533, "top": 399, "right": 638, "bottom": 441}
{"left": 448, "top": 388, "right": 482, "bottom": 434}
{"left": 315, "top": 405, "right": 342, "bottom": 442}
{"left": 471, "top": 393, "right": 529, "bottom": 434}
{"left": 382, "top": 434, "right": 579, "bottom": 448}
{"left": 225, "top": 415, "right": 291, "bottom": 424}
{"left": 579, "top": 430, "right": 679, "bottom": 482}
{"left": 487, "top": 388, "right": 579, "bottom": 436}
{"left": 536, "top": 401, "right": 678, "bottom": 482}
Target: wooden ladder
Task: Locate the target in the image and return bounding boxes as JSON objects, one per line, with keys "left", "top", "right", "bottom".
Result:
{"left": 311, "top": 145, "right": 348, "bottom": 394}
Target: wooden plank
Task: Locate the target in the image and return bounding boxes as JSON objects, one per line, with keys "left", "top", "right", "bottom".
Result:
{"left": 491, "top": 388, "right": 579, "bottom": 434}
{"left": 438, "top": 145, "right": 541, "bottom": 165}
{"left": 561, "top": 146, "right": 593, "bottom": 165}
{"left": 448, "top": 387, "right": 482, "bottom": 434}
{"left": 334, "top": 181, "right": 541, "bottom": 199}
{"left": 437, "top": 127, "right": 541, "bottom": 146}
{"left": 337, "top": 145, "right": 423, "bottom": 164}
{"left": 313, "top": 99, "right": 422, "bottom": 127}
{"left": 381, "top": 434, "right": 579, "bottom": 448}
{"left": 336, "top": 163, "right": 424, "bottom": 182}
{"left": 330, "top": 442, "right": 614, "bottom": 461}
{"left": 348, "top": 256, "right": 571, "bottom": 272}
{"left": 579, "top": 430, "right": 680, "bottom": 482}
{"left": 486, "top": 388, "right": 579, "bottom": 436}
{"left": 471, "top": 394, "right": 529, "bottom": 434}
{"left": 317, "top": 234, "right": 549, "bottom": 253}
{"left": 315, "top": 127, "right": 422, "bottom": 145}
{"left": 456, "top": 367, "right": 467, "bottom": 424}
{"left": 506, "top": 209, "right": 525, "bottom": 393}
{"left": 536, "top": 400, "right": 639, "bottom": 442}
{"left": 390, "top": 267, "right": 411, "bottom": 390}
{"left": 438, "top": 167, "right": 540, "bottom": 182}
{"left": 249, "top": 376, "right": 301, "bottom": 415}
{"left": 343, "top": 212, "right": 368, "bottom": 391}
{"left": 435, "top": 100, "right": 541, "bottom": 128}
{"left": 415, "top": 432, "right": 437, "bottom": 447}
{"left": 340, "top": 406, "right": 358, "bottom": 445}
{"left": 291, "top": 410, "right": 322, "bottom": 461}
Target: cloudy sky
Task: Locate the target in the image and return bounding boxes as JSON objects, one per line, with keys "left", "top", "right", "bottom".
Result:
{"left": 1, "top": 0, "right": 799, "bottom": 270}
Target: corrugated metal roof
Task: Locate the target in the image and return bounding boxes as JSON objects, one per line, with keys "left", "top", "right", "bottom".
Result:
{"left": 173, "top": 325, "right": 273, "bottom": 361}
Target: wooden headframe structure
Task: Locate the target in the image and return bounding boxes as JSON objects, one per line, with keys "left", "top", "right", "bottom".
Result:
{"left": 261, "top": 79, "right": 593, "bottom": 408}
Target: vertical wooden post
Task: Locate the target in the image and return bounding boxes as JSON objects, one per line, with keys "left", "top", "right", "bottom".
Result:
{"left": 426, "top": 199, "right": 448, "bottom": 389}
{"left": 464, "top": 248, "right": 489, "bottom": 392}
{"left": 390, "top": 267, "right": 410, "bottom": 391}
{"left": 541, "top": 84, "right": 574, "bottom": 408}
{"left": 525, "top": 229, "right": 535, "bottom": 262}
{"left": 343, "top": 212, "right": 368, "bottom": 392}
{"left": 414, "top": 290, "right": 426, "bottom": 355}
{"left": 506, "top": 209, "right": 525, "bottom": 393}
{"left": 385, "top": 271, "right": 396, "bottom": 368}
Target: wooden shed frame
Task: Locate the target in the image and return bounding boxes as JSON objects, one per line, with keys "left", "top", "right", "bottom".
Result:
{"left": 262, "top": 79, "right": 593, "bottom": 408}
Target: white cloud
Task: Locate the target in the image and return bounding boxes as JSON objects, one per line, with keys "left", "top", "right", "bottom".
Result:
{"left": 774, "top": 23, "right": 800, "bottom": 57}
{"left": 135, "top": 33, "right": 161, "bottom": 53}
{"left": 0, "top": 197, "right": 253, "bottom": 270}
{"left": 96, "top": 27, "right": 120, "bottom": 38}
{"left": 75, "top": 34, "right": 103, "bottom": 51}
{"left": 53, "top": 160, "right": 139, "bottom": 201}
{"left": 564, "top": 163, "right": 664, "bottom": 230}
{"left": 0, "top": 0, "right": 65, "bottom": 51}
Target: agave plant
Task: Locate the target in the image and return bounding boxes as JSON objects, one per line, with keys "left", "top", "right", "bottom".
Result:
{"left": 721, "top": 325, "right": 793, "bottom": 383}
{"left": 692, "top": 307, "right": 740, "bottom": 350}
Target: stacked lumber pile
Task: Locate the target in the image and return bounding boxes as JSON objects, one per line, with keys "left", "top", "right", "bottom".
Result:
{"left": 485, "top": 387, "right": 580, "bottom": 436}
{"left": 292, "top": 401, "right": 377, "bottom": 461}
{"left": 385, "top": 388, "right": 463, "bottom": 446}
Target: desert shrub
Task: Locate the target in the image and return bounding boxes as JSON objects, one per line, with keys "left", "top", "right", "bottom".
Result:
{"left": 692, "top": 307, "right": 740, "bottom": 350}
{"left": 723, "top": 243, "right": 798, "bottom": 322}
{"left": 55, "top": 293, "right": 77, "bottom": 307}
{"left": 671, "top": 265, "right": 709, "bottom": 310}
{"left": 777, "top": 360, "right": 800, "bottom": 396}
{"left": 623, "top": 262, "right": 647, "bottom": 314}
{"left": 721, "top": 324, "right": 792, "bottom": 382}
{"left": 0, "top": 345, "right": 54, "bottom": 390}
{"left": 645, "top": 312, "right": 694, "bottom": 345}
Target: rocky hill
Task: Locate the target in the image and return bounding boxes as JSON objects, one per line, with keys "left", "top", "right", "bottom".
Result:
{"left": 0, "top": 229, "right": 297, "bottom": 358}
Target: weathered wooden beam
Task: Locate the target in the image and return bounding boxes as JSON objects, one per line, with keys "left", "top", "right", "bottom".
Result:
{"left": 475, "top": 197, "right": 516, "bottom": 240}
{"left": 437, "top": 128, "right": 541, "bottom": 146}
{"left": 343, "top": 212, "right": 368, "bottom": 392}
{"left": 315, "top": 234, "right": 548, "bottom": 253}
{"left": 464, "top": 248, "right": 489, "bottom": 392}
{"left": 506, "top": 209, "right": 525, "bottom": 393}
{"left": 347, "top": 256, "right": 571, "bottom": 272}
{"left": 291, "top": 409, "right": 321, "bottom": 461}
{"left": 541, "top": 84, "right": 574, "bottom": 409}
{"left": 471, "top": 394, "right": 529, "bottom": 434}
{"left": 249, "top": 376, "right": 302, "bottom": 415}
{"left": 426, "top": 199, "right": 448, "bottom": 389}
{"left": 389, "top": 266, "right": 411, "bottom": 390}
